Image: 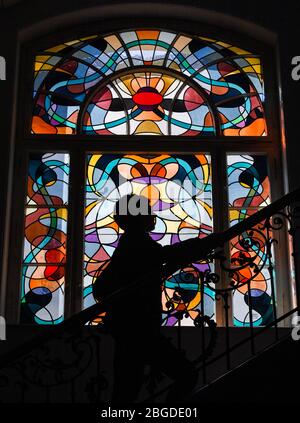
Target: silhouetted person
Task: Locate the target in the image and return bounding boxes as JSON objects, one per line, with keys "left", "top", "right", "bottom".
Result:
{"left": 93, "top": 194, "right": 223, "bottom": 403}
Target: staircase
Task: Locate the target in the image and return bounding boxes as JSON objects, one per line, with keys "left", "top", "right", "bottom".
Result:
{"left": 0, "top": 188, "right": 299, "bottom": 404}
{"left": 193, "top": 330, "right": 300, "bottom": 404}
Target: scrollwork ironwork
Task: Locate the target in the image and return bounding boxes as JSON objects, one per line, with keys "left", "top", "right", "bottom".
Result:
{"left": 0, "top": 193, "right": 299, "bottom": 403}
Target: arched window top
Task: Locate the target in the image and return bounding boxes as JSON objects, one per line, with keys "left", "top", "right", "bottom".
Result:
{"left": 33, "top": 29, "right": 266, "bottom": 136}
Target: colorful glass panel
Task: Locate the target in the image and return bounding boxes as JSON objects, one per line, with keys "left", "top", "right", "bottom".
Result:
{"left": 84, "top": 154, "right": 215, "bottom": 325}
{"left": 227, "top": 154, "right": 273, "bottom": 326}
{"left": 32, "top": 29, "right": 266, "bottom": 136}
{"left": 82, "top": 72, "right": 214, "bottom": 136}
{"left": 21, "top": 153, "right": 69, "bottom": 324}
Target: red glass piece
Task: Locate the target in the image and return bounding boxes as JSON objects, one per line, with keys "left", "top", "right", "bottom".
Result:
{"left": 132, "top": 87, "right": 163, "bottom": 111}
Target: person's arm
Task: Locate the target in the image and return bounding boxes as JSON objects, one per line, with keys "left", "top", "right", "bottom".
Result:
{"left": 160, "top": 232, "right": 224, "bottom": 277}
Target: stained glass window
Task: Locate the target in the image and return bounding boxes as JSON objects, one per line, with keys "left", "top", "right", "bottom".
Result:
{"left": 227, "top": 154, "right": 272, "bottom": 326}
{"left": 32, "top": 30, "right": 266, "bottom": 136}
{"left": 21, "top": 153, "right": 70, "bottom": 324}
{"left": 84, "top": 154, "right": 215, "bottom": 325}
{"left": 20, "top": 27, "right": 281, "bottom": 327}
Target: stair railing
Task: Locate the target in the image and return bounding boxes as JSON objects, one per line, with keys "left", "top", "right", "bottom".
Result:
{"left": 0, "top": 187, "right": 299, "bottom": 403}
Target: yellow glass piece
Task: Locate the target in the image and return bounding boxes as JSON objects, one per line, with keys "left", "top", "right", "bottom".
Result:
{"left": 134, "top": 120, "right": 162, "bottom": 135}
{"left": 229, "top": 46, "right": 251, "bottom": 55}
{"left": 46, "top": 44, "right": 68, "bottom": 53}
{"left": 80, "top": 35, "right": 98, "bottom": 41}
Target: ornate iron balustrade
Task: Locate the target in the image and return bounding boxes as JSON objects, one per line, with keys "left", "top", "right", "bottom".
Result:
{"left": 0, "top": 187, "right": 299, "bottom": 403}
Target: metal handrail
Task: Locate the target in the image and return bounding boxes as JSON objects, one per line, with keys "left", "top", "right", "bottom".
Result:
{"left": 0, "top": 187, "right": 299, "bottom": 372}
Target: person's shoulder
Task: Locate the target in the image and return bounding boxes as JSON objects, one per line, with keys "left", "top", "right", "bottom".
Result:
{"left": 121, "top": 231, "right": 162, "bottom": 249}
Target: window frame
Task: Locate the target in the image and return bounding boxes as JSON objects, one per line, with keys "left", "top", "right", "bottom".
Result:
{"left": 5, "top": 19, "right": 292, "bottom": 326}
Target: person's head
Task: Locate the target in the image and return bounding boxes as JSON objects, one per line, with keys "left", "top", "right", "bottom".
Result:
{"left": 114, "top": 194, "right": 156, "bottom": 232}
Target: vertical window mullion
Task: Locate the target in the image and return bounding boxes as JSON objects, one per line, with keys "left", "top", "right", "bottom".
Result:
{"left": 267, "top": 149, "right": 294, "bottom": 321}
{"left": 211, "top": 147, "right": 232, "bottom": 326}
{"left": 65, "top": 148, "right": 86, "bottom": 318}
{"left": 7, "top": 148, "right": 29, "bottom": 324}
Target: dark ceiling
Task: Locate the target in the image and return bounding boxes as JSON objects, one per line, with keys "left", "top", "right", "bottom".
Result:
{"left": 0, "top": 0, "right": 23, "bottom": 8}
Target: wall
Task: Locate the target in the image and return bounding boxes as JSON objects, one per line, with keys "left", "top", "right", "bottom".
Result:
{"left": 0, "top": 0, "right": 299, "bottom": 321}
